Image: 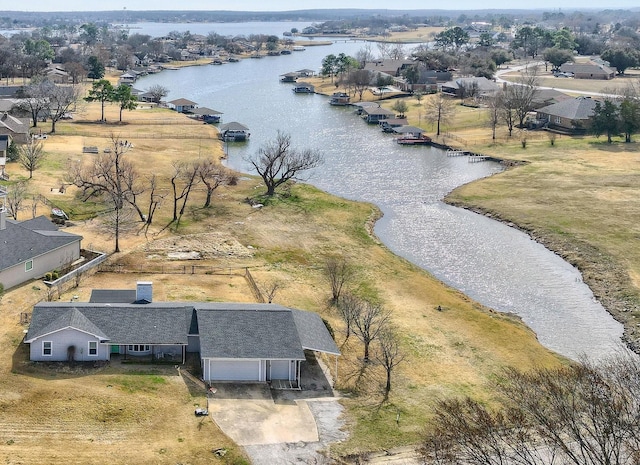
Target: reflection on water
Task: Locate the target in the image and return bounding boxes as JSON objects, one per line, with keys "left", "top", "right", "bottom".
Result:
{"left": 137, "top": 40, "right": 624, "bottom": 361}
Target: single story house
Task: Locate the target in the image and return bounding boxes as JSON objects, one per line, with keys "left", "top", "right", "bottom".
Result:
{"left": 167, "top": 98, "right": 198, "bottom": 113}
{"left": 363, "top": 59, "right": 415, "bottom": 77}
{"left": 25, "top": 282, "right": 340, "bottom": 387}
{"left": 559, "top": 61, "right": 615, "bottom": 80}
{"left": 0, "top": 210, "right": 83, "bottom": 290}
{"left": 441, "top": 77, "right": 499, "bottom": 99}
{"left": 0, "top": 112, "right": 30, "bottom": 144}
{"left": 530, "top": 89, "right": 572, "bottom": 110}
{"left": 535, "top": 96, "right": 600, "bottom": 133}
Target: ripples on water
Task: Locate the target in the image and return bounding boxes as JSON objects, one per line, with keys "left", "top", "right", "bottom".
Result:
{"left": 136, "top": 40, "right": 624, "bottom": 361}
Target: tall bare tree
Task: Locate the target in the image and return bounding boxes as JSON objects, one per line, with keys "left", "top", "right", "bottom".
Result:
{"left": 67, "top": 135, "right": 142, "bottom": 252}
{"left": 425, "top": 93, "right": 455, "bottom": 136}
{"left": 5, "top": 181, "right": 28, "bottom": 220}
{"left": 352, "top": 300, "right": 391, "bottom": 362}
{"left": 198, "top": 158, "right": 232, "bottom": 208}
{"left": 337, "top": 293, "right": 361, "bottom": 341}
{"left": 18, "top": 137, "right": 45, "bottom": 179}
{"left": 325, "top": 256, "right": 355, "bottom": 304}
{"left": 375, "top": 327, "right": 405, "bottom": 398}
{"left": 245, "top": 131, "right": 323, "bottom": 197}
{"left": 169, "top": 160, "right": 200, "bottom": 227}
{"left": 18, "top": 78, "right": 51, "bottom": 128}
{"left": 47, "top": 84, "right": 81, "bottom": 133}
{"left": 502, "top": 70, "right": 539, "bottom": 130}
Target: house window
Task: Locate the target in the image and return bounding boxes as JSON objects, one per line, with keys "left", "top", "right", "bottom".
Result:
{"left": 88, "top": 341, "right": 98, "bottom": 356}
{"left": 127, "top": 344, "right": 150, "bottom": 352}
{"left": 42, "top": 341, "right": 52, "bottom": 356}
{"left": 555, "top": 117, "right": 561, "bottom": 124}
{"left": 25, "top": 260, "right": 33, "bottom": 272}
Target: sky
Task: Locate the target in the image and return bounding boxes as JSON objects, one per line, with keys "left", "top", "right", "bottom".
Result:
{"left": 11, "top": 0, "right": 640, "bottom": 12}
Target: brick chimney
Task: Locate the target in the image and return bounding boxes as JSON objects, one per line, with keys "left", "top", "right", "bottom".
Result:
{"left": 136, "top": 281, "right": 153, "bottom": 303}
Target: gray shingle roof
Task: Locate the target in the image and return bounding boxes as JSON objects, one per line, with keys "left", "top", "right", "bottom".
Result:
{"left": 31, "top": 307, "right": 109, "bottom": 341}
{"left": 89, "top": 289, "right": 137, "bottom": 303}
{"left": 0, "top": 215, "right": 82, "bottom": 271}
{"left": 197, "top": 307, "right": 305, "bottom": 360}
{"left": 536, "top": 96, "right": 599, "bottom": 120}
{"left": 26, "top": 303, "right": 192, "bottom": 345}
{"left": 291, "top": 309, "right": 340, "bottom": 355}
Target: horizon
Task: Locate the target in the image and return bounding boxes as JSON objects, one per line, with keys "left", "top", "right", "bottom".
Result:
{"left": 4, "top": 1, "right": 638, "bottom": 13}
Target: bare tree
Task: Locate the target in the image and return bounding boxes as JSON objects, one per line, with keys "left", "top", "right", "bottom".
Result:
{"left": 245, "top": 131, "right": 323, "bottom": 197}
{"left": 337, "top": 293, "right": 361, "bottom": 341}
{"left": 146, "top": 84, "right": 169, "bottom": 104}
{"left": 140, "top": 174, "right": 166, "bottom": 236}
{"left": 262, "top": 280, "right": 282, "bottom": 304}
{"left": 18, "top": 137, "right": 45, "bottom": 179}
{"left": 423, "top": 354, "right": 640, "bottom": 465}
{"left": 352, "top": 300, "right": 391, "bottom": 362}
{"left": 169, "top": 160, "right": 200, "bottom": 227}
{"left": 5, "top": 181, "right": 28, "bottom": 220}
{"left": 486, "top": 92, "right": 502, "bottom": 140}
{"left": 18, "top": 78, "right": 51, "bottom": 128}
{"left": 346, "top": 69, "right": 373, "bottom": 101}
{"left": 198, "top": 158, "right": 232, "bottom": 208}
{"left": 502, "top": 70, "right": 539, "bottom": 130}
{"left": 325, "top": 256, "right": 355, "bottom": 304}
{"left": 47, "top": 84, "right": 81, "bottom": 133}
{"left": 389, "top": 44, "right": 407, "bottom": 60}
{"left": 375, "top": 327, "right": 406, "bottom": 398}
{"left": 425, "top": 93, "right": 455, "bottom": 136}
{"left": 67, "top": 135, "right": 142, "bottom": 252}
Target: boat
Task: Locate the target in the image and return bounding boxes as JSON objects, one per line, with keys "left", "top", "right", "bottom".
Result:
{"left": 211, "top": 59, "right": 224, "bottom": 65}
{"left": 395, "top": 135, "right": 432, "bottom": 145}
{"left": 51, "top": 207, "right": 69, "bottom": 220}
{"left": 280, "top": 49, "right": 292, "bottom": 55}
{"left": 292, "top": 45, "right": 306, "bottom": 51}
{"left": 218, "top": 122, "right": 250, "bottom": 142}
{"left": 228, "top": 57, "right": 239, "bottom": 62}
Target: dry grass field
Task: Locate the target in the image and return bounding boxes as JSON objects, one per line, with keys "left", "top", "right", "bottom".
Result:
{"left": 0, "top": 80, "right": 566, "bottom": 462}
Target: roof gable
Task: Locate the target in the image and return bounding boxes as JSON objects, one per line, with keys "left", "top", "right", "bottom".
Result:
{"left": 536, "top": 96, "right": 599, "bottom": 120}
{"left": 0, "top": 215, "right": 82, "bottom": 271}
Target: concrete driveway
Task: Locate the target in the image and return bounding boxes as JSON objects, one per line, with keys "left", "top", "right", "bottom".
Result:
{"left": 207, "top": 384, "right": 319, "bottom": 446}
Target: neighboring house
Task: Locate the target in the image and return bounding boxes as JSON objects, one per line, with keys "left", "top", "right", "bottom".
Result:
{"left": 25, "top": 282, "right": 340, "bottom": 387}
{"left": 363, "top": 59, "right": 415, "bottom": 77}
{"left": 167, "top": 98, "right": 198, "bottom": 113}
{"left": 559, "top": 61, "right": 616, "bottom": 80}
{"left": 46, "top": 66, "right": 70, "bottom": 84}
{"left": 0, "top": 134, "right": 11, "bottom": 180}
{"left": 117, "top": 72, "right": 137, "bottom": 85}
{"left": 0, "top": 112, "right": 30, "bottom": 144}
{"left": 535, "top": 96, "right": 600, "bottom": 133}
{"left": 441, "top": 77, "right": 500, "bottom": 98}
{"left": 0, "top": 210, "right": 83, "bottom": 290}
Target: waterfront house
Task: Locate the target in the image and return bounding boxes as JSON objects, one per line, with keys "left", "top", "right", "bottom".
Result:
{"left": 441, "top": 77, "right": 499, "bottom": 99}
{"left": 25, "top": 282, "right": 340, "bottom": 386}
{"left": 0, "top": 209, "right": 82, "bottom": 290}
{"left": 535, "top": 96, "right": 599, "bottom": 133}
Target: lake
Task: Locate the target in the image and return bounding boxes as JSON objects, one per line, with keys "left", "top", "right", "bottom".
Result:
{"left": 135, "top": 34, "right": 625, "bottom": 361}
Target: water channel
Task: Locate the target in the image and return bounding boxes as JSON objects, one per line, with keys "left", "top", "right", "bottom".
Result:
{"left": 136, "top": 39, "right": 624, "bottom": 361}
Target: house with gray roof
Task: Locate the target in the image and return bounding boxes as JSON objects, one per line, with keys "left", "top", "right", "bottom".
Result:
{"left": 560, "top": 61, "right": 615, "bottom": 80}
{"left": 167, "top": 98, "right": 198, "bottom": 113}
{"left": 26, "top": 282, "right": 340, "bottom": 387}
{"left": 0, "top": 112, "right": 30, "bottom": 144}
{"left": 441, "top": 77, "right": 499, "bottom": 99}
{"left": 0, "top": 210, "right": 82, "bottom": 290}
{"left": 535, "top": 96, "right": 600, "bottom": 133}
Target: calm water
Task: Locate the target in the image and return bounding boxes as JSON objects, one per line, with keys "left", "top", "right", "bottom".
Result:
{"left": 136, "top": 38, "right": 624, "bottom": 361}
{"left": 123, "top": 21, "right": 316, "bottom": 38}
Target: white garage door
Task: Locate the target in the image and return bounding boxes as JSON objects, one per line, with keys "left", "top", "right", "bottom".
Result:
{"left": 270, "top": 360, "right": 290, "bottom": 380}
{"left": 210, "top": 360, "right": 260, "bottom": 381}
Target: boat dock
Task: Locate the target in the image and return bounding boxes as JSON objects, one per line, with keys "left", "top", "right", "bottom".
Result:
{"left": 447, "top": 149, "right": 488, "bottom": 162}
